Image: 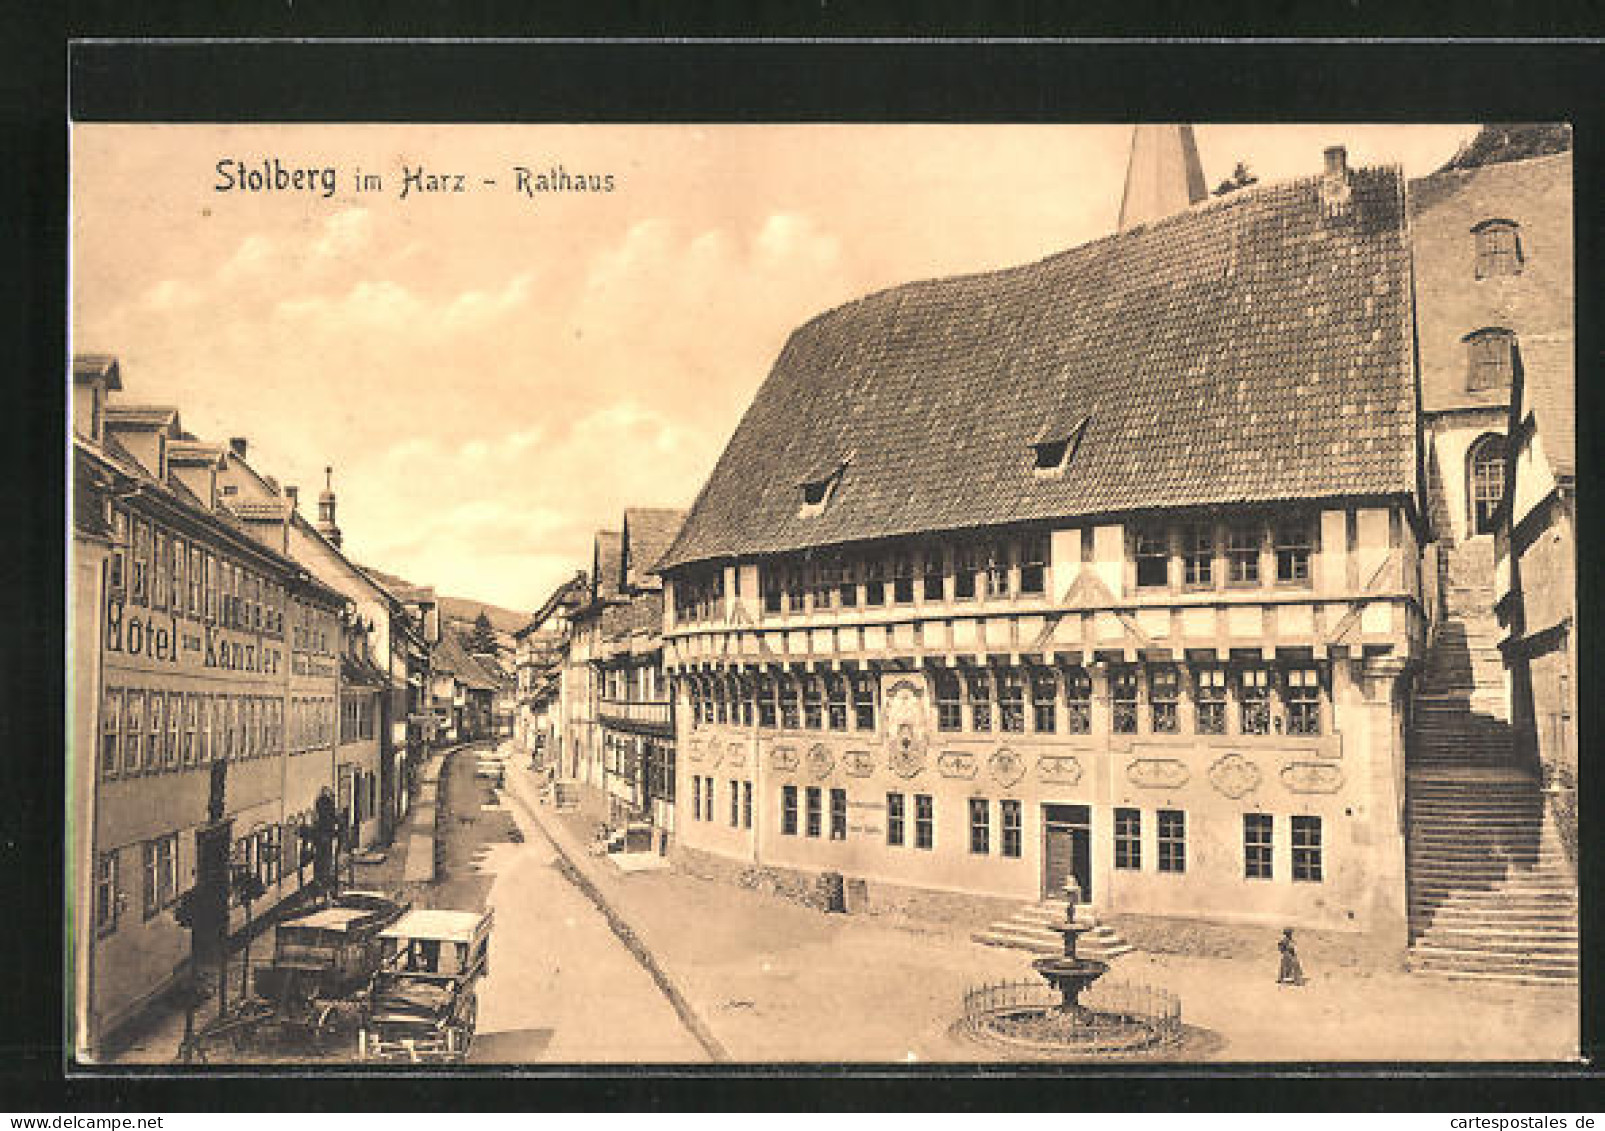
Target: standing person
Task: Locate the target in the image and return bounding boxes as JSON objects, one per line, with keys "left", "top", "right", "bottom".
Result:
{"left": 1278, "top": 927, "right": 1306, "bottom": 985}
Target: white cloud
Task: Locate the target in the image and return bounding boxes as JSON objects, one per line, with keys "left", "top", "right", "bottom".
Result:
{"left": 312, "top": 208, "right": 373, "bottom": 262}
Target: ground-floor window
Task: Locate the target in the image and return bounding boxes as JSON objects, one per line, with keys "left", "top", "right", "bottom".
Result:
{"left": 830, "top": 788, "right": 847, "bottom": 840}
{"left": 729, "top": 778, "right": 740, "bottom": 827}
{"left": 142, "top": 833, "right": 177, "bottom": 919}
{"left": 1157, "top": 809, "right": 1186, "bottom": 874}
{"left": 1001, "top": 799, "right": 1022, "bottom": 858}
{"left": 1244, "top": 813, "right": 1274, "bottom": 879}
{"left": 1292, "top": 816, "right": 1324, "bottom": 882}
{"left": 692, "top": 776, "right": 703, "bottom": 821}
{"left": 915, "top": 794, "right": 935, "bottom": 850}
{"left": 969, "top": 798, "right": 991, "bottom": 855}
{"left": 805, "top": 786, "right": 823, "bottom": 838}
{"left": 886, "top": 792, "right": 905, "bottom": 846}
{"left": 1114, "top": 807, "right": 1141, "bottom": 870}
{"left": 742, "top": 781, "right": 753, "bottom": 829}
{"left": 96, "top": 849, "right": 121, "bottom": 936}
{"left": 782, "top": 785, "right": 798, "bottom": 835}
{"left": 704, "top": 778, "right": 716, "bottom": 823}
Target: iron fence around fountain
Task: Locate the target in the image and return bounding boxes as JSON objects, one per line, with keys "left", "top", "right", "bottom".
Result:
{"left": 961, "top": 977, "right": 1183, "bottom": 1048}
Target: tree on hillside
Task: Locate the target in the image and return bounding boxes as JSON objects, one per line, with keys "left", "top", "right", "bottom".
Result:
{"left": 467, "top": 609, "right": 498, "bottom": 655}
{"left": 1437, "top": 124, "right": 1572, "bottom": 173}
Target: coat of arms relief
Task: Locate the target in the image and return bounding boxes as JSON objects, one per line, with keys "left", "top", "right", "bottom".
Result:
{"left": 881, "top": 672, "right": 931, "bottom": 779}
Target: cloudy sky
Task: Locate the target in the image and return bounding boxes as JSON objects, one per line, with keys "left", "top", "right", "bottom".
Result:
{"left": 72, "top": 123, "right": 1475, "bottom": 613}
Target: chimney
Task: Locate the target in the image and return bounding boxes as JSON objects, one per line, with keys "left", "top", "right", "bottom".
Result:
{"left": 286, "top": 485, "right": 300, "bottom": 511}
{"left": 1320, "top": 144, "right": 1353, "bottom": 219}
{"left": 229, "top": 436, "right": 248, "bottom": 459}
{"left": 1117, "top": 124, "right": 1208, "bottom": 232}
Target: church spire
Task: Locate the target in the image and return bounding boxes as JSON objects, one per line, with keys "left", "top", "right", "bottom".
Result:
{"left": 317, "top": 464, "right": 343, "bottom": 549}
{"left": 1117, "top": 124, "right": 1208, "bottom": 232}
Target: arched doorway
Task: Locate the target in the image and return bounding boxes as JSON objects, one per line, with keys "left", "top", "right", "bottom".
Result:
{"left": 1467, "top": 432, "right": 1506, "bottom": 536}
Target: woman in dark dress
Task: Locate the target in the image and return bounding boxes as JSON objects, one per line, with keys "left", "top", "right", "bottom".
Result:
{"left": 1278, "top": 927, "right": 1305, "bottom": 985}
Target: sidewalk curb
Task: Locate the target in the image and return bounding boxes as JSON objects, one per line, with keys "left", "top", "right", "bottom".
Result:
{"left": 502, "top": 762, "right": 730, "bottom": 1063}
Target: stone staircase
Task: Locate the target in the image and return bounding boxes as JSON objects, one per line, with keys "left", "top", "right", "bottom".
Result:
{"left": 972, "top": 897, "right": 1134, "bottom": 961}
{"left": 1406, "top": 539, "right": 1577, "bottom": 984}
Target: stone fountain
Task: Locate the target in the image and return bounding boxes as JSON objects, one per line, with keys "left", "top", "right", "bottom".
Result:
{"left": 958, "top": 877, "right": 1186, "bottom": 1056}
{"left": 1029, "top": 878, "right": 1109, "bottom": 1021}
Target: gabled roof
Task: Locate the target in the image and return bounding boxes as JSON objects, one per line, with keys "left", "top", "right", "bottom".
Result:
{"left": 660, "top": 165, "right": 1416, "bottom": 570}
{"left": 622, "top": 507, "right": 687, "bottom": 588}
{"left": 73, "top": 354, "right": 122, "bottom": 389}
{"left": 105, "top": 404, "right": 180, "bottom": 431}
{"left": 592, "top": 530, "right": 623, "bottom": 602}
{"left": 168, "top": 439, "right": 228, "bottom": 468}
{"left": 1518, "top": 334, "right": 1575, "bottom": 480}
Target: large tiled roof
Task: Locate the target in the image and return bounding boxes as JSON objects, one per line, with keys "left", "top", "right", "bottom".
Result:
{"left": 623, "top": 507, "right": 687, "bottom": 587}
{"left": 661, "top": 166, "right": 1416, "bottom": 570}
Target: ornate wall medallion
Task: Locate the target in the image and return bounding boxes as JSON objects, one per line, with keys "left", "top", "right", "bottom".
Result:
{"left": 770, "top": 746, "right": 798, "bottom": 773}
{"left": 1207, "top": 752, "right": 1261, "bottom": 799}
{"left": 1126, "top": 758, "right": 1191, "bottom": 790}
{"left": 843, "top": 749, "right": 875, "bottom": 778}
{"left": 937, "top": 750, "right": 978, "bottom": 779}
{"left": 989, "top": 747, "right": 1026, "bottom": 788}
{"left": 806, "top": 743, "right": 835, "bottom": 781}
{"left": 727, "top": 741, "right": 747, "bottom": 769}
{"left": 1281, "top": 761, "right": 1344, "bottom": 794}
{"left": 687, "top": 738, "right": 704, "bottom": 763}
{"left": 707, "top": 741, "right": 725, "bottom": 769}
{"left": 1036, "top": 754, "right": 1083, "bottom": 785}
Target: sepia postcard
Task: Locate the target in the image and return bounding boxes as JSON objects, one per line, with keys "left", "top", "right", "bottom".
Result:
{"left": 67, "top": 107, "right": 1579, "bottom": 1070}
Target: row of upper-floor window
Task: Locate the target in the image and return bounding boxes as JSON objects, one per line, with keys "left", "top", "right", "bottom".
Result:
{"left": 671, "top": 515, "right": 1341, "bottom": 627}
{"left": 683, "top": 662, "right": 1324, "bottom": 737}
{"left": 99, "top": 686, "right": 336, "bottom": 781}
{"left": 600, "top": 664, "right": 664, "bottom": 703}
{"left": 107, "top": 507, "right": 337, "bottom": 653}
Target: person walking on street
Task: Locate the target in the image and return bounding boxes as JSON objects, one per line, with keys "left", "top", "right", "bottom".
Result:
{"left": 1277, "top": 927, "right": 1306, "bottom": 986}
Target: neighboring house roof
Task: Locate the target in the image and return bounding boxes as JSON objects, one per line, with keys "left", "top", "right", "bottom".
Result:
{"left": 1518, "top": 334, "right": 1575, "bottom": 481}
{"left": 104, "top": 403, "right": 180, "bottom": 430}
{"left": 1408, "top": 150, "right": 1572, "bottom": 416}
{"left": 661, "top": 165, "right": 1416, "bottom": 570}
{"left": 622, "top": 507, "right": 687, "bottom": 588}
{"left": 592, "top": 530, "right": 624, "bottom": 603}
{"left": 74, "top": 354, "right": 123, "bottom": 390}
{"left": 432, "top": 631, "right": 502, "bottom": 691}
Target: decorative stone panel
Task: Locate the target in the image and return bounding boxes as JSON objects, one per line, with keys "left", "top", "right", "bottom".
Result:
{"left": 1207, "top": 752, "right": 1262, "bottom": 799}
{"left": 1281, "top": 761, "right": 1345, "bottom": 794}
{"left": 806, "top": 743, "right": 835, "bottom": 781}
{"left": 1126, "top": 758, "right": 1191, "bottom": 790}
{"left": 989, "top": 747, "right": 1027, "bottom": 788}
{"left": 937, "top": 751, "right": 978, "bottom": 780}
{"left": 843, "top": 749, "right": 875, "bottom": 778}
{"left": 770, "top": 746, "right": 798, "bottom": 773}
{"left": 727, "top": 741, "right": 747, "bottom": 769}
{"left": 1036, "top": 754, "right": 1083, "bottom": 786}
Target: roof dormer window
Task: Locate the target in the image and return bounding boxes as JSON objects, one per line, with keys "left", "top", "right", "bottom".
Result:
{"left": 1030, "top": 414, "right": 1088, "bottom": 477}
{"left": 1472, "top": 219, "right": 1523, "bottom": 279}
{"left": 797, "top": 458, "right": 849, "bottom": 518}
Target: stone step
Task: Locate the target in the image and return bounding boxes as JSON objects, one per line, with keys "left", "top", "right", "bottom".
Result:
{"left": 1407, "top": 966, "right": 1578, "bottom": 987}
{"left": 1412, "top": 907, "right": 1577, "bottom": 929}
{"left": 1412, "top": 926, "right": 1578, "bottom": 951}
{"left": 1407, "top": 950, "right": 1578, "bottom": 981}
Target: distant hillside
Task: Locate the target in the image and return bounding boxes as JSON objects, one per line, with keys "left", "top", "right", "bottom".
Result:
{"left": 439, "top": 595, "right": 528, "bottom": 637}
{"left": 357, "top": 561, "right": 529, "bottom": 635}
